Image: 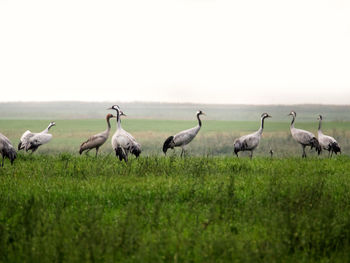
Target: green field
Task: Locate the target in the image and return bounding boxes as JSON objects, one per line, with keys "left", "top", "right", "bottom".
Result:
{"left": 1, "top": 155, "right": 350, "bottom": 262}
{"left": 1, "top": 103, "right": 350, "bottom": 262}
{"left": 1, "top": 118, "right": 350, "bottom": 157}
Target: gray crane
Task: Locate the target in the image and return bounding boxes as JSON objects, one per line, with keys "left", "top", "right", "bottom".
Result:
{"left": 163, "top": 110, "right": 205, "bottom": 157}
{"left": 108, "top": 105, "right": 141, "bottom": 162}
{"left": 0, "top": 133, "right": 17, "bottom": 167}
{"left": 233, "top": 113, "right": 271, "bottom": 158}
{"left": 288, "top": 111, "right": 321, "bottom": 158}
{"left": 18, "top": 122, "right": 56, "bottom": 153}
{"left": 79, "top": 113, "right": 116, "bottom": 156}
{"left": 317, "top": 115, "right": 341, "bottom": 157}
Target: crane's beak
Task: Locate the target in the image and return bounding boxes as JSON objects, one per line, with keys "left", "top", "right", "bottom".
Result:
{"left": 202, "top": 112, "right": 206, "bottom": 116}
{"left": 107, "top": 107, "right": 113, "bottom": 110}
{"left": 267, "top": 115, "right": 272, "bottom": 118}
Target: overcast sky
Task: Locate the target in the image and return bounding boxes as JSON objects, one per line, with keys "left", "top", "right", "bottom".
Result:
{"left": 0, "top": 0, "right": 349, "bottom": 104}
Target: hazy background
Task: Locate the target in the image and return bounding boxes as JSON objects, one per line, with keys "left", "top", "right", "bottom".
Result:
{"left": 1, "top": 0, "right": 350, "bottom": 105}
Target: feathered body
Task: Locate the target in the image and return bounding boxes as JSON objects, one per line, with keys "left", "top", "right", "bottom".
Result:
{"left": 79, "top": 114, "right": 115, "bottom": 156}
{"left": 18, "top": 122, "right": 55, "bottom": 153}
{"left": 163, "top": 110, "right": 205, "bottom": 156}
{"left": 109, "top": 105, "right": 141, "bottom": 162}
{"left": 289, "top": 111, "right": 321, "bottom": 158}
{"left": 233, "top": 113, "right": 271, "bottom": 158}
{"left": 0, "top": 133, "right": 17, "bottom": 167}
{"left": 317, "top": 115, "right": 341, "bottom": 157}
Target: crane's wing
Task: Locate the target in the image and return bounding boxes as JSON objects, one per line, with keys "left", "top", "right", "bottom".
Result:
{"left": 80, "top": 135, "right": 107, "bottom": 150}
{"left": 0, "top": 133, "right": 13, "bottom": 146}
{"left": 319, "top": 134, "right": 337, "bottom": 149}
{"left": 237, "top": 132, "right": 260, "bottom": 150}
{"left": 173, "top": 126, "right": 200, "bottom": 146}
{"left": 292, "top": 128, "right": 315, "bottom": 145}
{"left": 29, "top": 133, "right": 53, "bottom": 147}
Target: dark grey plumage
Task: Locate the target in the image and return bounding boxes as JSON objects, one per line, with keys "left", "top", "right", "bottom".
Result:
{"left": 0, "top": 133, "right": 17, "bottom": 167}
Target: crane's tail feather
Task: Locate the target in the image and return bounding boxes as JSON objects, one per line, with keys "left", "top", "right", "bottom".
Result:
{"left": 310, "top": 137, "right": 322, "bottom": 155}
{"left": 5, "top": 147, "right": 17, "bottom": 165}
{"left": 163, "top": 136, "right": 174, "bottom": 154}
{"left": 115, "top": 146, "right": 127, "bottom": 162}
{"left": 331, "top": 142, "right": 341, "bottom": 154}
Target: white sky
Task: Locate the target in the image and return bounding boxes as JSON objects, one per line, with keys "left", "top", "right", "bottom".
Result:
{"left": 0, "top": 0, "right": 350, "bottom": 104}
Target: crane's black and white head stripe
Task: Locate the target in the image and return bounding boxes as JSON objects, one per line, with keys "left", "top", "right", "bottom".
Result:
{"left": 288, "top": 111, "right": 296, "bottom": 117}
{"left": 318, "top": 115, "right": 323, "bottom": 120}
{"left": 261, "top": 113, "right": 271, "bottom": 119}
{"left": 108, "top": 105, "right": 120, "bottom": 111}
{"left": 196, "top": 110, "right": 205, "bottom": 116}
{"left": 49, "top": 122, "right": 56, "bottom": 127}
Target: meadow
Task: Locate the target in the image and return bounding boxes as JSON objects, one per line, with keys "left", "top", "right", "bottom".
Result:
{"left": 1, "top": 103, "right": 350, "bottom": 262}
{"left": 1, "top": 155, "right": 350, "bottom": 262}
{"left": 1, "top": 118, "right": 350, "bottom": 157}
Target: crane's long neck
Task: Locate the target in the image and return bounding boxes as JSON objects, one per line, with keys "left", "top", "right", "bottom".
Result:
{"left": 290, "top": 115, "right": 295, "bottom": 129}
{"left": 197, "top": 113, "right": 202, "bottom": 128}
{"left": 318, "top": 119, "right": 322, "bottom": 131}
{"left": 258, "top": 117, "right": 265, "bottom": 135}
{"left": 42, "top": 123, "right": 53, "bottom": 133}
{"left": 106, "top": 117, "right": 112, "bottom": 132}
{"left": 116, "top": 111, "right": 121, "bottom": 130}
{"left": 318, "top": 118, "right": 323, "bottom": 135}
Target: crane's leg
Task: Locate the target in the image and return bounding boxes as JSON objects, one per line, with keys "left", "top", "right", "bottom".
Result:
{"left": 302, "top": 145, "right": 306, "bottom": 158}
{"left": 330, "top": 150, "right": 334, "bottom": 158}
{"left": 1, "top": 155, "right": 4, "bottom": 167}
{"left": 95, "top": 147, "right": 99, "bottom": 157}
{"left": 250, "top": 151, "right": 253, "bottom": 159}
{"left": 181, "top": 148, "right": 184, "bottom": 158}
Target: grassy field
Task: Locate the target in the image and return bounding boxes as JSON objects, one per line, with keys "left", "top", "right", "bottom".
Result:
{"left": 1, "top": 155, "right": 350, "bottom": 262}
{"left": 1, "top": 119, "right": 350, "bottom": 157}
{"left": 1, "top": 106, "right": 350, "bottom": 262}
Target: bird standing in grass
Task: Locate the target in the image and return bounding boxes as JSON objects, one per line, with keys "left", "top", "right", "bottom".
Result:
{"left": 18, "top": 122, "right": 56, "bottom": 153}
{"left": 109, "top": 105, "right": 141, "bottom": 162}
{"left": 233, "top": 113, "right": 271, "bottom": 158}
{"left": 288, "top": 111, "right": 321, "bottom": 158}
{"left": 317, "top": 115, "right": 341, "bottom": 157}
{"left": 79, "top": 114, "right": 116, "bottom": 157}
{"left": 163, "top": 110, "right": 205, "bottom": 157}
{"left": 0, "top": 133, "right": 17, "bottom": 167}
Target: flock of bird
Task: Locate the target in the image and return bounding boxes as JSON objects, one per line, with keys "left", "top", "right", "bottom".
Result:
{"left": 0, "top": 105, "right": 342, "bottom": 167}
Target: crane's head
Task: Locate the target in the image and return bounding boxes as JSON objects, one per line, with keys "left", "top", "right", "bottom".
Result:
{"left": 49, "top": 122, "right": 56, "bottom": 128}
{"left": 317, "top": 115, "right": 323, "bottom": 120}
{"left": 288, "top": 111, "right": 296, "bottom": 117}
{"left": 120, "top": 111, "right": 127, "bottom": 117}
{"left": 261, "top": 113, "right": 271, "bottom": 119}
{"left": 197, "top": 110, "right": 206, "bottom": 116}
{"left": 107, "top": 105, "right": 120, "bottom": 111}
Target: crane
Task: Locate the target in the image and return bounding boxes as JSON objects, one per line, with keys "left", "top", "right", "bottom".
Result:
{"left": 18, "top": 122, "right": 56, "bottom": 153}
{"left": 108, "top": 105, "right": 141, "bottom": 161}
{"left": 317, "top": 115, "right": 341, "bottom": 157}
{"left": 163, "top": 110, "right": 205, "bottom": 157}
{"left": 79, "top": 114, "right": 115, "bottom": 156}
{"left": 0, "top": 133, "right": 17, "bottom": 167}
{"left": 288, "top": 111, "right": 321, "bottom": 158}
{"left": 233, "top": 113, "right": 271, "bottom": 158}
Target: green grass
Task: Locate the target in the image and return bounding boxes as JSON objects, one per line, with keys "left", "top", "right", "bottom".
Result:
{"left": 1, "top": 155, "right": 350, "bottom": 262}
{"left": 1, "top": 119, "right": 350, "bottom": 157}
